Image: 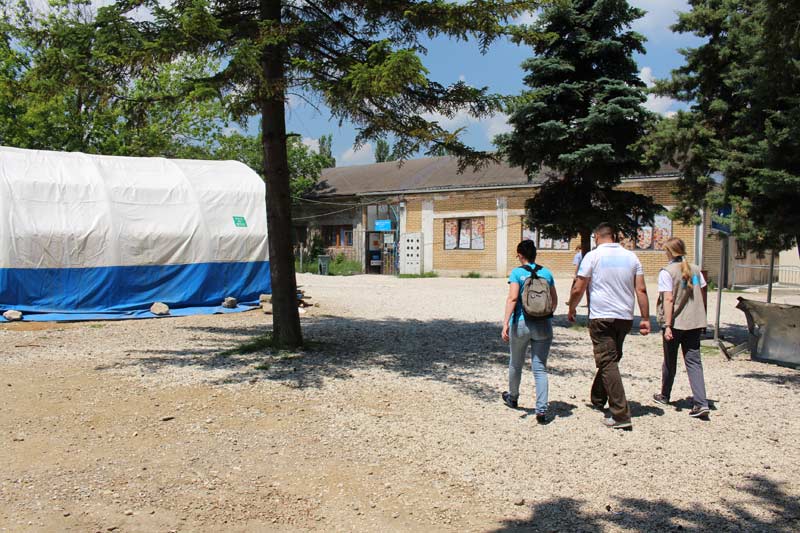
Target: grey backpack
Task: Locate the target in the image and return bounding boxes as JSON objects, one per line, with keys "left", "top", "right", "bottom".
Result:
{"left": 521, "top": 265, "right": 554, "bottom": 319}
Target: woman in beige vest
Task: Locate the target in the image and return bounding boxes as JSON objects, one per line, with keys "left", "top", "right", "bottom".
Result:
{"left": 653, "top": 238, "right": 710, "bottom": 419}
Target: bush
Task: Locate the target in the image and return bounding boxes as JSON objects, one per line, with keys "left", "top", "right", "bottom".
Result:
{"left": 398, "top": 272, "right": 438, "bottom": 278}
{"left": 462, "top": 271, "right": 481, "bottom": 278}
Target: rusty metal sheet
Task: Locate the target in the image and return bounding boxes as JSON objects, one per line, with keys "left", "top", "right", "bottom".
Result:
{"left": 736, "top": 297, "right": 800, "bottom": 368}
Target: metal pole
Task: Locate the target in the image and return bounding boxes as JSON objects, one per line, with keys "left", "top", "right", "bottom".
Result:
{"left": 767, "top": 251, "right": 775, "bottom": 303}
{"left": 714, "top": 236, "right": 727, "bottom": 341}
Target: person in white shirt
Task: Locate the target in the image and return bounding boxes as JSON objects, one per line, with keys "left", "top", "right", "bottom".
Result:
{"left": 568, "top": 223, "right": 651, "bottom": 430}
{"left": 572, "top": 245, "right": 583, "bottom": 276}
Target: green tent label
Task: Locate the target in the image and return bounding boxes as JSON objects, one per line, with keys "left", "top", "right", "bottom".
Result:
{"left": 233, "top": 216, "right": 247, "bottom": 228}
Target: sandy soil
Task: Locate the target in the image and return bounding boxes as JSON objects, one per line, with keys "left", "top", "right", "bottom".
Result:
{"left": 1, "top": 274, "right": 799, "bottom": 532}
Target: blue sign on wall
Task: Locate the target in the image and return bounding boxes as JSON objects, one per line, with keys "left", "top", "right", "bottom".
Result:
{"left": 712, "top": 206, "right": 732, "bottom": 234}
{"left": 374, "top": 219, "right": 392, "bottom": 231}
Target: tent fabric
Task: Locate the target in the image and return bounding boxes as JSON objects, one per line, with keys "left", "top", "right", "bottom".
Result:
{"left": 0, "top": 147, "right": 270, "bottom": 321}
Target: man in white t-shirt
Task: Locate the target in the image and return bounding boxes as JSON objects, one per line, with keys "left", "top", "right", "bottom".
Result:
{"left": 568, "top": 223, "right": 651, "bottom": 430}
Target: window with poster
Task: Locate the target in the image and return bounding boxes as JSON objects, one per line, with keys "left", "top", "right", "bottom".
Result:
{"left": 621, "top": 213, "right": 673, "bottom": 251}
{"left": 444, "top": 217, "right": 485, "bottom": 250}
{"left": 520, "top": 220, "right": 569, "bottom": 249}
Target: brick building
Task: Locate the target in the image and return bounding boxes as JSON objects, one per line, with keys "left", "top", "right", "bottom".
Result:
{"left": 295, "top": 156, "right": 742, "bottom": 281}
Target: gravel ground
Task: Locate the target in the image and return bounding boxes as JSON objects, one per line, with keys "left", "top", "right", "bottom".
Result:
{"left": 1, "top": 274, "right": 799, "bottom": 532}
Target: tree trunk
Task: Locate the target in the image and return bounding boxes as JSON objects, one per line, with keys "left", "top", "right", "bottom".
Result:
{"left": 580, "top": 228, "right": 592, "bottom": 258}
{"left": 260, "top": 0, "right": 302, "bottom": 348}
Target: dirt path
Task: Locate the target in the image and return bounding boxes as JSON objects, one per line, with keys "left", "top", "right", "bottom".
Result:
{"left": 1, "top": 275, "right": 799, "bottom": 532}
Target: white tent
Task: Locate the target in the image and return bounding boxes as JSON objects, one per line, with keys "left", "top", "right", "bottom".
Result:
{"left": 0, "top": 146, "right": 270, "bottom": 321}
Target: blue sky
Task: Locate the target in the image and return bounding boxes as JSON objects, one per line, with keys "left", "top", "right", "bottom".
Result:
{"left": 275, "top": 1, "right": 705, "bottom": 165}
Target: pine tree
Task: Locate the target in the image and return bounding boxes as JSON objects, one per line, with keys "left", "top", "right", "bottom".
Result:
{"left": 152, "top": 0, "right": 546, "bottom": 347}
{"left": 649, "top": 0, "right": 800, "bottom": 252}
{"left": 496, "top": 0, "right": 661, "bottom": 255}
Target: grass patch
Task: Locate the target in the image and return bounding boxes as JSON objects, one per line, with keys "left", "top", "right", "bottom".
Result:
{"left": 700, "top": 345, "right": 719, "bottom": 357}
{"left": 295, "top": 254, "right": 362, "bottom": 276}
{"left": 398, "top": 271, "right": 439, "bottom": 278}
{"left": 462, "top": 271, "right": 482, "bottom": 279}
{"left": 219, "top": 333, "right": 322, "bottom": 357}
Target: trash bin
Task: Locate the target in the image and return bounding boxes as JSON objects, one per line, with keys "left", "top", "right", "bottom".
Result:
{"left": 318, "top": 255, "right": 331, "bottom": 276}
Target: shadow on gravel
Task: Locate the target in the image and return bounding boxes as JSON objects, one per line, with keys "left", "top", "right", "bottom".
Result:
{"left": 490, "top": 475, "right": 800, "bottom": 533}
{"left": 736, "top": 372, "right": 800, "bottom": 388}
{"left": 95, "top": 315, "right": 655, "bottom": 400}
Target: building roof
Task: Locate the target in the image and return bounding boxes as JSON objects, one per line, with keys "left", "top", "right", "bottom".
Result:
{"left": 312, "top": 156, "right": 681, "bottom": 197}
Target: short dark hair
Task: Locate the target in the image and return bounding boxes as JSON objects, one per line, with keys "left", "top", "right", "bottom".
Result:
{"left": 517, "top": 239, "right": 537, "bottom": 262}
{"left": 593, "top": 222, "right": 617, "bottom": 240}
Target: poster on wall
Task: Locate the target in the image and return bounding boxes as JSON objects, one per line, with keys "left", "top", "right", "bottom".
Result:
{"left": 539, "top": 236, "right": 553, "bottom": 249}
{"left": 553, "top": 239, "right": 570, "bottom": 250}
{"left": 471, "top": 218, "right": 485, "bottom": 250}
{"left": 459, "top": 219, "right": 472, "bottom": 249}
{"left": 368, "top": 233, "right": 382, "bottom": 251}
{"left": 653, "top": 214, "right": 672, "bottom": 250}
{"left": 636, "top": 225, "right": 653, "bottom": 250}
{"left": 522, "top": 228, "right": 536, "bottom": 242}
{"left": 444, "top": 219, "right": 458, "bottom": 250}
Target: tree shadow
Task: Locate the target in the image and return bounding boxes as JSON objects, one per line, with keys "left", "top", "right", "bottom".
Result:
{"left": 489, "top": 475, "right": 799, "bottom": 532}
{"left": 735, "top": 372, "right": 800, "bottom": 388}
{"left": 93, "top": 316, "right": 651, "bottom": 398}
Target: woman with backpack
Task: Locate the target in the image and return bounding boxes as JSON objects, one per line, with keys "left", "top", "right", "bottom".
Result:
{"left": 653, "top": 237, "right": 711, "bottom": 419}
{"left": 501, "top": 239, "right": 558, "bottom": 424}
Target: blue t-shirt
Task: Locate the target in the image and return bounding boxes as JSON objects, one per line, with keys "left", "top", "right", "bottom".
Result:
{"left": 508, "top": 264, "right": 555, "bottom": 324}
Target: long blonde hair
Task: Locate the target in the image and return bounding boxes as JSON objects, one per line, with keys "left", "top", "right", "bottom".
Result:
{"left": 664, "top": 237, "right": 693, "bottom": 289}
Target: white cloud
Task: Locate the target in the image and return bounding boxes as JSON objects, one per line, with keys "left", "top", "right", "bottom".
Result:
{"left": 639, "top": 66, "right": 678, "bottom": 116}
{"left": 485, "top": 113, "right": 513, "bottom": 141}
{"left": 629, "top": 0, "right": 690, "bottom": 35}
{"left": 301, "top": 137, "right": 319, "bottom": 153}
{"left": 515, "top": 9, "right": 540, "bottom": 25}
{"left": 340, "top": 143, "right": 375, "bottom": 166}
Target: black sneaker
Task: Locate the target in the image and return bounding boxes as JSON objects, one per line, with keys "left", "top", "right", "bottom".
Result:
{"left": 502, "top": 391, "right": 518, "bottom": 409}
{"left": 653, "top": 393, "right": 670, "bottom": 406}
{"left": 689, "top": 406, "right": 710, "bottom": 419}
{"left": 536, "top": 413, "right": 550, "bottom": 425}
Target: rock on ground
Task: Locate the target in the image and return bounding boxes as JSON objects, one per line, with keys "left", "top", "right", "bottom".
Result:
{"left": 149, "top": 302, "right": 170, "bottom": 316}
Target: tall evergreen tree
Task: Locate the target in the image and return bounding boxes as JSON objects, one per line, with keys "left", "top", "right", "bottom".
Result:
{"left": 374, "top": 138, "right": 398, "bottom": 163}
{"left": 318, "top": 134, "right": 335, "bottom": 169}
{"left": 649, "top": 0, "right": 800, "bottom": 252}
{"left": 153, "top": 0, "right": 546, "bottom": 347}
{"left": 496, "top": 0, "right": 660, "bottom": 255}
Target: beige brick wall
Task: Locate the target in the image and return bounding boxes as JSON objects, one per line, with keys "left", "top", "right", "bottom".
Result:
{"left": 400, "top": 179, "right": 700, "bottom": 278}
{"left": 405, "top": 198, "right": 423, "bottom": 233}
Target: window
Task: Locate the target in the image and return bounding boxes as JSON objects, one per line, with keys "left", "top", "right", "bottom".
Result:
{"left": 520, "top": 221, "right": 569, "bottom": 249}
{"left": 444, "top": 217, "right": 485, "bottom": 250}
{"left": 633, "top": 214, "right": 673, "bottom": 251}
{"left": 322, "top": 225, "right": 354, "bottom": 247}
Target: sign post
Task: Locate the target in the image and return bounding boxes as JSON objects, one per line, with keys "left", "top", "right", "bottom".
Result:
{"left": 712, "top": 206, "right": 731, "bottom": 342}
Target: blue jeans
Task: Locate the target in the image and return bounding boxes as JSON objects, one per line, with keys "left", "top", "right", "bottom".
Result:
{"left": 508, "top": 318, "right": 553, "bottom": 414}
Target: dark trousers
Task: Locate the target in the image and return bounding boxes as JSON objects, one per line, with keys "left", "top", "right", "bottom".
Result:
{"left": 589, "top": 319, "right": 632, "bottom": 423}
{"left": 661, "top": 328, "right": 708, "bottom": 409}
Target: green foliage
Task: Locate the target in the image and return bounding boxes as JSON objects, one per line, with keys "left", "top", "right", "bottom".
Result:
{"left": 648, "top": 0, "right": 800, "bottom": 252}
{"left": 318, "top": 134, "right": 336, "bottom": 168}
{"left": 496, "top": 0, "right": 661, "bottom": 251}
{"left": 212, "top": 131, "right": 329, "bottom": 199}
{"left": 375, "top": 138, "right": 398, "bottom": 163}
{"left": 398, "top": 272, "right": 439, "bottom": 278}
{"left": 462, "top": 271, "right": 482, "bottom": 278}
{"left": 0, "top": 2, "right": 228, "bottom": 156}
{"left": 156, "top": 0, "right": 548, "bottom": 165}
{"left": 295, "top": 253, "right": 361, "bottom": 276}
